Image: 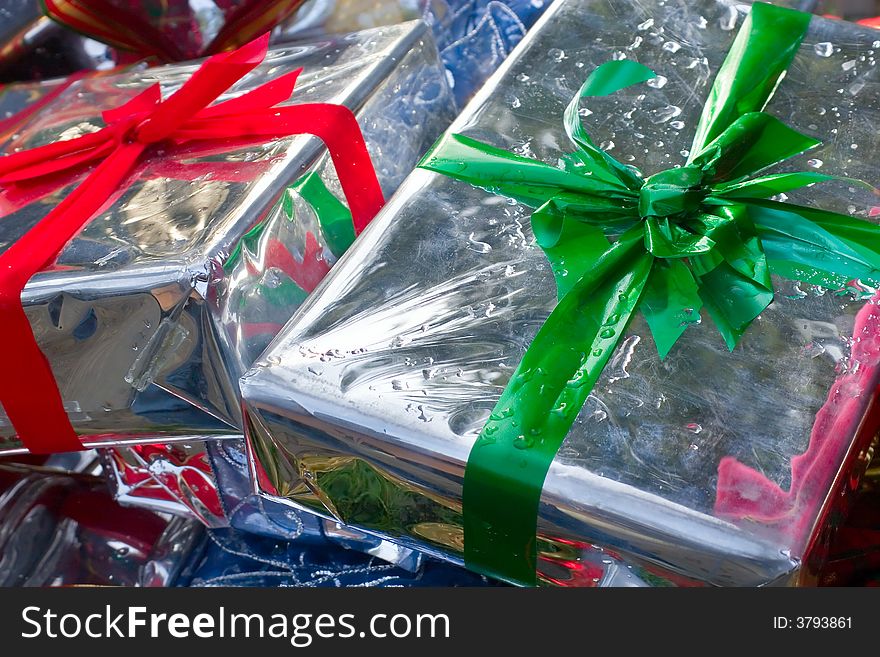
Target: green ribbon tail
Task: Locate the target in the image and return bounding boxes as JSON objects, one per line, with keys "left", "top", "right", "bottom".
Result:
{"left": 463, "top": 226, "right": 652, "bottom": 584}
{"left": 640, "top": 259, "right": 702, "bottom": 358}
{"left": 687, "top": 2, "right": 811, "bottom": 159}
{"left": 284, "top": 172, "right": 356, "bottom": 259}
{"left": 744, "top": 199, "right": 880, "bottom": 286}
{"left": 419, "top": 133, "right": 631, "bottom": 208}
{"left": 563, "top": 59, "right": 655, "bottom": 189}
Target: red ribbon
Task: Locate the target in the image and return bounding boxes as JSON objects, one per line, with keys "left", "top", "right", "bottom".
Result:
{"left": 0, "top": 33, "right": 384, "bottom": 454}
{"left": 715, "top": 289, "right": 880, "bottom": 544}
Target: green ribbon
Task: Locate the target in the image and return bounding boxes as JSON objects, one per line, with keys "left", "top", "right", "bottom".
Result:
{"left": 223, "top": 171, "right": 356, "bottom": 302}
{"left": 283, "top": 172, "right": 357, "bottom": 259}
{"left": 418, "top": 2, "right": 880, "bottom": 585}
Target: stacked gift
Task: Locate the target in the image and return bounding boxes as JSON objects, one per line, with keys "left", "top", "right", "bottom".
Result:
{"left": 100, "top": 2, "right": 550, "bottom": 551}
{"left": 240, "top": 0, "right": 880, "bottom": 586}
{"left": 0, "top": 19, "right": 451, "bottom": 457}
{"left": 68, "top": 22, "right": 453, "bottom": 541}
{"left": 40, "top": 0, "right": 309, "bottom": 63}
{"left": 273, "top": 0, "right": 552, "bottom": 104}
{"left": 179, "top": 526, "right": 500, "bottom": 587}
{"left": 33, "top": 0, "right": 551, "bottom": 105}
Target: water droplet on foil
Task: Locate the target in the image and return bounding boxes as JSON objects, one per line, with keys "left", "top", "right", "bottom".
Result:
{"left": 651, "top": 105, "right": 681, "bottom": 123}
{"left": 814, "top": 42, "right": 834, "bottom": 58}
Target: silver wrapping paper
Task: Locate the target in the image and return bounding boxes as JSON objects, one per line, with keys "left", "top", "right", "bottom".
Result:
{"left": 104, "top": 1, "right": 547, "bottom": 532}
{"left": 272, "top": 0, "right": 552, "bottom": 104}
{"left": 0, "top": 19, "right": 453, "bottom": 454}
{"left": 241, "top": 0, "right": 880, "bottom": 586}
{"left": 0, "top": 463, "right": 203, "bottom": 586}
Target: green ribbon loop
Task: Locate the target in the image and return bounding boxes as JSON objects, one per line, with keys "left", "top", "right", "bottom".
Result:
{"left": 418, "top": 1, "right": 880, "bottom": 585}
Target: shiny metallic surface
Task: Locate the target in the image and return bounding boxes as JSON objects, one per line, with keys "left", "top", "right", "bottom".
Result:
{"left": 0, "top": 20, "right": 453, "bottom": 453}
{"left": 182, "top": 526, "right": 497, "bottom": 587}
{"left": 139, "top": 516, "right": 207, "bottom": 587}
{"left": 101, "top": 442, "right": 227, "bottom": 526}
{"left": 203, "top": 437, "right": 430, "bottom": 571}
{"left": 242, "top": 0, "right": 880, "bottom": 586}
{"left": 273, "top": 0, "right": 552, "bottom": 105}
{"left": 0, "top": 463, "right": 201, "bottom": 586}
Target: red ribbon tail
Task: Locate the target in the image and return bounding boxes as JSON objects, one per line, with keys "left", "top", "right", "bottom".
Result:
{"left": 134, "top": 33, "right": 271, "bottom": 143}
{"left": 0, "top": 143, "right": 145, "bottom": 453}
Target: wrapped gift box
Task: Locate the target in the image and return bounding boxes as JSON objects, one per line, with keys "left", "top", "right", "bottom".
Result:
{"left": 241, "top": 0, "right": 880, "bottom": 586}
{"left": 100, "top": 442, "right": 227, "bottom": 526}
{"left": 102, "top": 0, "right": 550, "bottom": 535}
{"left": 40, "top": 0, "right": 309, "bottom": 63}
{"left": 0, "top": 20, "right": 453, "bottom": 455}
{"left": 180, "top": 527, "right": 500, "bottom": 587}
{"left": 0, "top": 462, "right": 203, "bottom": 586}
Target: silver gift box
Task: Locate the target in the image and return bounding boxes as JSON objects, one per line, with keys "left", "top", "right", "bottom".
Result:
{"left": 241, "top": 0, "right": 880, "bottom": 586}
{"left": 0, "top": 20, "right": 454, "bottom": 453}
{"left": 102, "top": 0, "right": 548, "bottom": 532}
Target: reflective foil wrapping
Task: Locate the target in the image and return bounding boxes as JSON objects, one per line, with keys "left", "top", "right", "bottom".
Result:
{"left": 241, "top": 0, "right": 880, "bottom": 586}
{"left": 180, "top": 528, "right": 501, "bottom": 587}
{"left": 273, "top": 0, "right": 551, "bottom": 104}
{"left": 96, "top": 22, "right": 454, "bottom": 529}
{"left": 204, "top": 437, "right": 426, "bottom": 572}
{"left": 100, "top": 442, "right": 226, "bottom": 526}
{"left": 0, "top": 19, "right": 452, "bottom": 455}
{"left": 0, "top": 463, "right": 204, "bottom": 586}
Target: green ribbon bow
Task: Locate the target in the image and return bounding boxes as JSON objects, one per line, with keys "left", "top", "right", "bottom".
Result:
{"left": 418, "top": 2, "right": 880, "bottom": 585}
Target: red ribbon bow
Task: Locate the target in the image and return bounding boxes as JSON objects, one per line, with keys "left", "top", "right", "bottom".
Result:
{"left": 0, "top": 33, "right": 384, "bottom": 454}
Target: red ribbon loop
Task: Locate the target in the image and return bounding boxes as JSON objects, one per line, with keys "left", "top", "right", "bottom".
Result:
{"left": 0, "top": 34, "right": 384, "bottom": 453}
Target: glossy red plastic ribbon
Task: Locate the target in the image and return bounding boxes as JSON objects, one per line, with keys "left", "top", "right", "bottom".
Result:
{"left": 0, "top": 33, "right": 384, "bottom": 453}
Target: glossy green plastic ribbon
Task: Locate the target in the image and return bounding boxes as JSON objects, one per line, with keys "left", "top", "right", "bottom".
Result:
{"left": 419, "top": 2, "right": 880, "bottom": 585}
{"left": 223, "top": 171, "right": 355, "bottom": 301}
